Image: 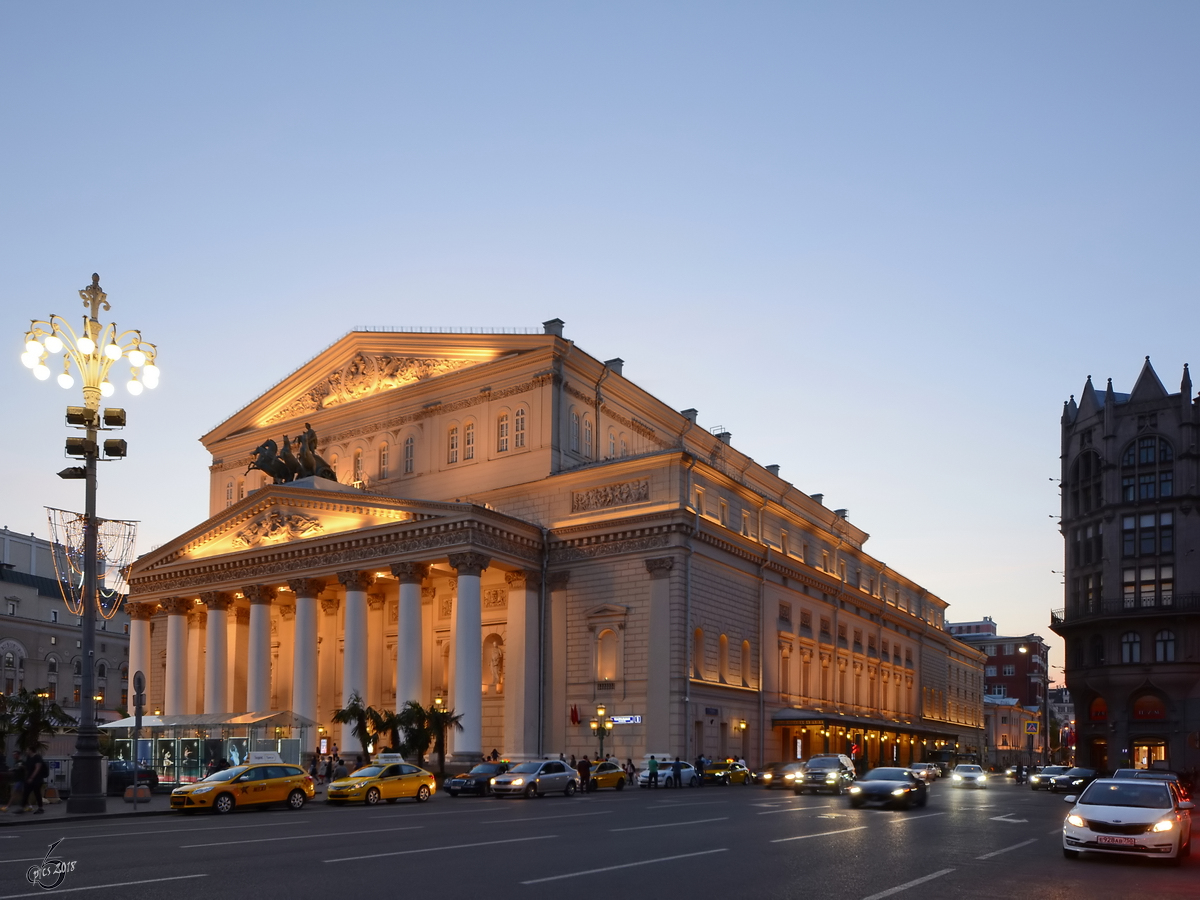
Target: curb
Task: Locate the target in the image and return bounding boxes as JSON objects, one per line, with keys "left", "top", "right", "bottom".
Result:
{"left": 0, "top": 807, "right": 176, "bottom": 828}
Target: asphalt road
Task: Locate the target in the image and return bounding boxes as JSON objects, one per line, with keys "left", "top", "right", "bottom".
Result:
{"left": 0, "top": 778, "right": 1193, "bottom": 899}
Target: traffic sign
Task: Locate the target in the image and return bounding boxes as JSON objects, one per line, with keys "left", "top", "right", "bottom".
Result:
{"left": 133, "top": 670, "right": 145, "bottom": 693}
{"left": 1025, "top": 721, "right": 1040, "bottom": 734}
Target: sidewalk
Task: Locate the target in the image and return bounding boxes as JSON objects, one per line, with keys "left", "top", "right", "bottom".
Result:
{"left": 0, "top": 793, "right": 175, "bottom": 827}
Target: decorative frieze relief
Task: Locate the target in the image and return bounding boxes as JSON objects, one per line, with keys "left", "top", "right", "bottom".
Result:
{"left": 232, "top": 512, "right": 323, "bottom": 549}
{"left": 483, "top": 588, "right": 508, "bottom": 610}
{"left": 572, "top": 479, "right": 650, "bottom": 513}
{"left": 439, "top": 597, "right": 453, "bottom": 619}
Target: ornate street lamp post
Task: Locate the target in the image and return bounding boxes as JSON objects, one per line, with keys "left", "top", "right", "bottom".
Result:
{"left": 21, "top": 274, "right": 159, "bottom": 814}
{"left": 589, "top": 704, "right": 613, "bottom": 761}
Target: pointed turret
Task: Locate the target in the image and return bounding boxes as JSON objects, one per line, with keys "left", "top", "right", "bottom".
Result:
{"left": 1182, "top": 364, "right": 1192, "bottom": 418}
{"left": 1104, "top": 378, "right": 1116, "bottom": 436}
{"left": 1129, "top": 356, "right": 1168, "bottom": 403}
{"left": 1078, "top": 375, "right": 1100, "bottom": 420}
{"left": 1062, "top": 395, "right": 1078, "bottom": 426}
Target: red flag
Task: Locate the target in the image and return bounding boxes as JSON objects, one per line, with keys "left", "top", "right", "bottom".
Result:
{"left": 570, "top": 704, "right": 579, "bottom": 725}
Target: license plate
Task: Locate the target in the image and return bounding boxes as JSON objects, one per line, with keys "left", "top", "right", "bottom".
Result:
{"left": 1097, "top": 836, "right": 1137, "bottom": 846}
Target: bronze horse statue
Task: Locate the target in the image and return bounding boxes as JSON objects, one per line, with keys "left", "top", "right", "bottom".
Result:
{"left": 246, "top": 425, "right": 337, "bottom": 484}
{"left": 245, "top": 440, "right": 291, "bottom": 484}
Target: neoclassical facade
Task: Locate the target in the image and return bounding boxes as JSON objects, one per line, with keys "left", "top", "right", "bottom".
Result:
{"left": 128, "top": 321, "right": 982, "bottom": 766}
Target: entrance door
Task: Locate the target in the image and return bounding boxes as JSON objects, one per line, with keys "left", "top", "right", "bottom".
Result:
{"left": 1133, "top": 740, "right": 1167, "bottom": 770}
{"left": 1089, "top": 737, "right": 1108, "bottom": 771}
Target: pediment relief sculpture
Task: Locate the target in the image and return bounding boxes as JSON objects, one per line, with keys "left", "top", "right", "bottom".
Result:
{"left": 262, "top": 353, "right": 475, "bottom": 425}
{"left": 232, "top": 511, "right": 324, "bottom": 549}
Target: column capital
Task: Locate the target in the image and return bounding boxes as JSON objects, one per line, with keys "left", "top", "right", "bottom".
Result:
{"left": 278, "top": 603, "right": 296, "bottom": 621}
{"left": 337, "top": 570, "right": 374, "bottom": 592}
{"left": 645, "top": 557, "right": 674, "bottom": 579}
{"left": 421, "top": 587, "right": 437, "bottom": 603}
{"left": 546, "top": 571, "right": 570, "bottom": 591}
{"left": 448, "top": 552, "right": 490, "bottom": 577}
{"left": 124, "top": 601, "right": 158, "bottom": 621}
{"left": 243, "top": 585, "right": 276, "bottom": 606}
{"left": 287, "top": 578, "right": 325, "bottom": 598}
{"left": 367, "top": 592, "right": 386, "bottom": 611}
{"left": 505, "top": 569, "right": 541, "bottom": 589}
{"left": 390, "top": 561, "right": 430, "bottom": 584}
{"left": 188, "top": 608, "right": 207, "bottom": 627}
{"left": 161, "top": 597, "right": 193, "bottom": 616}
{"left": 200, "top": 591, "right": 234, "bottom": 612}
{"left": 320, "top": 597, "right": 341, "bottom": 616}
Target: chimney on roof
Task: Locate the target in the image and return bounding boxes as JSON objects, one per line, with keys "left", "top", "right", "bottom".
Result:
{"left": 603, "top": 358, "right": 624, "bottom": 376}
{"left": 765, "top": 464, "right": 780, "bottom": 476}
{"left": 835, "top": 508, "right": 849, "bottom": 519}
{"left": 810, "top": 493, "right": 824, "bottom": 505}
{"left": 715, "top": 431, "right": 731, "bottom": 444}
{"left": 681, "top": 408, "right": 698, "bottom": 423}
{"left": 542, "top": 318, "right": 565, "bottom": 338}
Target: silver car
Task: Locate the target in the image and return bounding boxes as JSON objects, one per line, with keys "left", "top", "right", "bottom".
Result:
{"left": 490, "top": 760, "right": 579, "bottom": 798}
{"left": 638, "top": 761, "right": 700, "bottom": 788}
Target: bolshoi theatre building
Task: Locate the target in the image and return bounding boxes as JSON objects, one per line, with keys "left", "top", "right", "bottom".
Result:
{"left": 127, "top": 319, "right": 984, "bottom": 768}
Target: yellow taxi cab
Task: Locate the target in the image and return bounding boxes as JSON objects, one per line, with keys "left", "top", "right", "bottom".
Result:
{"left": 170, "top": 752, "right": 314, "bottom": 814}
{"left": 327, "top": 754, "right": 436, "bottom": 805}
{"left": 703, "top": 759, "right": 753, "bottom": 785}
{"left": 588, "top": 760, "right": 628, "bottom": 791}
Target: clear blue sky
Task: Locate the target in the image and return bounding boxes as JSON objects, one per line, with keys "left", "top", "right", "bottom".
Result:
{"left": 5, "top": 2, "right": 1199, "bottom": 680}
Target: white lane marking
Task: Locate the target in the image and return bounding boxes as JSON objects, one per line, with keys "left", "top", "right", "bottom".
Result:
{"left": 182, "top": 824, "right": 423, "bottom": 849}
{"left": 989, "top": 814, "right": 1029, "bottom": 823}
{"left": 325, "top": 834, "right": 557, "bottom": 863}
{"left": 860, "top": 868, "right": 955, "bottom": 900}
{"left": 479, "top": 811, "right": 612, "bottom": 824}
{"left": 651, "top": 800, "right": 727, "bottom": 808}
{"left": 610, "top": 817, "right": 729, "bottom": 832}
{"left": 1048, "top": 828, "right": 1063, "bottom": 836}
{"left": 758, "top": 804, "right": 834, "bottom": 815}
{"left": 50, "top": 820, "right": 307, "bottom": 840}
{"left": 771, "top": 826, "right": 868, "bottom": 843}
{"left": 976, "top": 838, "right": 1038, "bottom": 860}
{"left": 0, "top": 873, "right": 207, "bottom": 899}
{"left": 891, "top": 813, "right": 945, "bottom": 822}
{"left": 520, "top": 848, "right": 728, "bottom": 884}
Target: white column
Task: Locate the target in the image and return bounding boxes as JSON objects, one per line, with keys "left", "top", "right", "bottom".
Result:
{"left": 318, "top": 598, "right": 340, "bottom": 737}
{"left": 366, "top": 592, "right": 385, "bottom": 710}
{"left": 448, "top": 552, "right": 489, "bottom": 764}
{"left": 502, "top": 570, "right": 541, "bottom": 760}
{"left": 391, "top": 562, "right": 428, "bottom": 709}
{"left": 186, "top": 608, "right": 205, "bottom": 713}
{"left": 126, "top": 602, "right": 153, "bottom": 702}
{"left": 163, "top": 599, "right": 189, "bottom": 716}
{"left": 544, "top": 572, "right": 569, "bottom": 756}
{"left": 245, "top": 586, "right": 273, "bottom": 712}
{"left": 288, "top": 579, "right": 321, "bottom": 727}
{"left": 202, "top": 592, "right": 231, "bottom": 715}
{"left": 338, "top": 571, "right": 371, "bottom": 752}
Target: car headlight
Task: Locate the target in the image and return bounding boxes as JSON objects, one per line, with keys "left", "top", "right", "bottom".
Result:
{"left": 511, "top": 778, "right": 524, "bottom": 786}
{"left": 892, "top": 788, "right": 907, "bottom": 796}
{"left": 1153, "top": 820, "right": 1174, "bottom": 833}
{"left": 952, "top": 775, "right": 962, "bottom": 781}
{"left": 1030, "top": 776, "right": 1040, "bottom": 783}
{"left": 1072, "top": 779, "right": 1084, "bottom": 785}
{"left": 826, "top": 774, "right": 837, "bottom": 782}
{"left": 979, "top": 775, "right": 987, "bottom": 782}
{"left": 762, "top": 774, "right": 772, "bottom": 781}
{"left": 783, "top": 774, "right": 794, "bottom": 781}
{"left": 490, "top": 777, "right": 497, "bottom": 785}
{"left": 1067, "top": 814, "right": 1085, "bottom": 827}
{"left": 192, "top": 786, "right": 213, "bottom": 794}
{"left": 849, "top": 786, "right": 862, "bottom": 794}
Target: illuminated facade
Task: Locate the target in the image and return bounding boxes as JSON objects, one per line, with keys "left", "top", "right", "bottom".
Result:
{"left": 1052, "top": 359, "right": 1200, "bottom": 773}
{"left": 128, "top": 321, "right": 981, "bottom": 767}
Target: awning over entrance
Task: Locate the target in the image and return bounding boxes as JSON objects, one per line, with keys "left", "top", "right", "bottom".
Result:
{"left": 100, "top": 710, "right": 317, "bottom": 729}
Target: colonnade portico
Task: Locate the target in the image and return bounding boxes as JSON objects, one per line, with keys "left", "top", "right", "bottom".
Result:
{"left": 129, "top": 545, "right": 528, "bottom": 766}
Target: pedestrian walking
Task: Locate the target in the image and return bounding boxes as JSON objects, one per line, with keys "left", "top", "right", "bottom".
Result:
{"left": 577, "top": 755, "right": 591, "bottom": 793}
{"left": 569, "top": 754, "right": 577, "bottom": 768}
{"left": 334, "top": 758, "right": 348, "bottom": 779}
{"left": 322, "top": 756, "right": 333, "bottom": 783}
{"left": 625, "top": 758, "right": 635, "bottom": 784}
{"left": 672, "top": 756, "right": 684, "bottom": 789}
{"left": 648, "top": 755, "right": 659, "bottom": 788}
{"left": 19, "top": 751, "right": 46, "bottom": 814}
{"left": 694, "top": 755, "right": 706, "bottom": 786}
{"left": 309, "top": 756, "right": 320, "bottom": 785}
{"left": 2, "top": 753, "right": 25, "bottom": 813}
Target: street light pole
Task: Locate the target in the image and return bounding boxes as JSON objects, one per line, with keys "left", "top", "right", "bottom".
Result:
{"left": 589, "top": 704, "right": 613, "bottom": 760}
{"left": 21, "top": 274, "right": 159, "bottom": 814}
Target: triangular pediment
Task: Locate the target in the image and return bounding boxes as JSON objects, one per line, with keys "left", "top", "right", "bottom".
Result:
{"left": 203, "top": 330, "right": 554, "bottom": 445}
{"left": 130, "top": 483, "right": 465, "bottom": 574}
{"left": 1129, "top": 356, "right": 1168, "bottom": 403}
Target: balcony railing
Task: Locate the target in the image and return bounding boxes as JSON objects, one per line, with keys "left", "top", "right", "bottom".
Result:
{"left": 1051, "top": 593, "right": 1200, "bottom": 626}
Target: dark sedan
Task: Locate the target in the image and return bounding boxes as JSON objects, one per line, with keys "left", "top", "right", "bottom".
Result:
{"left": 1051, "top": 767, "right": 1102, "bottom": 794}
{"left": 445, "top": 762, "right": 509, "bottom": 796}
{"left": 848, "top": 767, "right": 928, "bottom": 810}
{"left": 794, "top": 758, "right": 857, "bottom": 795}
{"left": 754, "top": 762, "right": 805, "bottom": 789}
{"left": 106, "top": 760, "right": 159, "bottom": 795}
{"left": 1029, "top": 765, "right": 1070, "bottom": 791}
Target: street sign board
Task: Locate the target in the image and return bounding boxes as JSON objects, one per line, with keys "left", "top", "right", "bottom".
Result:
{"left": 1025, "top": 721, "right": 1040, "bottom": 734}
{"left": 610, "top": 715, "right": 641, "bottom": 724}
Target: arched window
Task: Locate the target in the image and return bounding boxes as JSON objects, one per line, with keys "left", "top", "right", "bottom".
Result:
{"left": 514, "top": 407, "right": 526, "bottom": 449}
{"left": 692, "top": 628, "right": 705, "bottom": 679}
{"left": 2, "top": 652, "right": 12, "bottom": 668}
{"left": 583, "top": 417, "right": 593, "bottom": 459}
{"left": 447, "top": 426, "right": 459, "bottom": 464}
{"left": 225, "top": 481, "right": 233, "bottom": 508}
{"left": 379, "top": 443, "right": 389, "bottom": 479}
{"left": 718, "top": 634, "right": 729, "bottom": 683}
{"left": 47, "top": 659, "right": 57, "bottom": 674}
{"left": 620, "top": 435, "right": 629, "bottom": 458}
{"left": 97, "top": 662, "right": 107, "bottom": 679}
{"left": 1155, "top": 629, "right": 1176, "bottom": 662}
{"left": 1090, "top": 635, "right": 1105, "bottom": 666}
{"left": 570, "top": 411, "right": 581, "bottom": 453}
{"left": 464, "top": 421, "right": 475, "bottom": 460}
{"left": 497, "top": 413, "right": 510, "bottom": 452}
{"left": 1132, "top": 694, "right": 1167, "bottom": 720}
{"left": 237, "top": 479, "right": 245, "bottom": 500}
{"left": 403, "top": 435, "right": 415, "bottom": 474}
{"left": 597, "top": 629, "right": 617, "bottom": 681}
{"left": 741, "top": 640, "right": 751, "bottom": 687}
{"left": 1121, "top": 631, "right": 1141, "bottom": 664}
{"left": 353, "top": 449, "right": 363, "bottom": 484}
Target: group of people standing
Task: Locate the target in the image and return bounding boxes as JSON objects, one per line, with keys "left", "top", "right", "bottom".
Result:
{"left": 3, "top": 750, "right": 48, "bottom": 814}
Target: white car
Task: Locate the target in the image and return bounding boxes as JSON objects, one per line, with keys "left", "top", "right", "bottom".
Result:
{"left": 638, "top": 761, "right": 700, "bottom": 788}
{"left": 949, "top": 765, "right": 987, "bottom": 788}
{"left": 909, "top": 763, "right": 939, "bottom": 783}
{"left": 1063, "top": 778, "right": 1193, "bottom": 865}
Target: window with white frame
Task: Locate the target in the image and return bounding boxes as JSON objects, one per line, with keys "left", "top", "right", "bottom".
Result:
{"left": 1002, "top": 664, "right": 1015, "bottom": 676}
{"left": 1155, "top": 629, "right": 1175, "bottom": 662}
{"left": 608, "top": 429, "right": 616, "bottom": 458}
{"left": 448, "top": 426, "right": 459, "bottom": 464}
{"left": 464, "top": 421, "right": 475, "bottom": 460}
{"left": 583, "top": 416, "right": 593, "bottom": 458}
{"left": 403, "top": 435, "right": 415, "bottom": 474}
{"left": 379, "top": 443, "right": 389, "bottom": 479}
{"left": 514, "top": 407, "right": 526, "bottom": 449}
{"left": 497, "top": 413, "right": 510, "bottom": 452}
{"left": 620, "top": 435, "right": 628, "bottom": 457}
{"left": 225, "top": 481, "right": 233, "bottom": 507}
{"left": 353, "top": 449, "right": 363, "bottom": 483}
{"left": 984, "top": 665, "right": 996, "bottom": 677}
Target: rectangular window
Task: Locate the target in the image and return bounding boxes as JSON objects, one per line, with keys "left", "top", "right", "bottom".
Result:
{"left": 1140, "top": 567, "right": 1156, "bottom": 606}
{"left": 1003, "top": 664, "right": 1015, "bottom": 676}
{"left": 51, "top": 610, "right": 58, "bottom": 623}
{"left": 718, "top": 500, "right": 728, "bottom": 527}
{"left": 985, "top": 666, "right": 996, "bottom": 677}
{"left": 379, "top": 444, "right": 389, "bottom": 479}
{"left": 1160, "top": 512, "right": 1173, "bottom": 553}
{"left": 853, "top": 629, "right": 863, "bottom": 651}
{"left": 514, "top": 408, "right": 526, "bottom": 449}
{"left": 1139, "top": 473, "right": 1155, "bottom": 500}
{"left": 1122, "top": 476, "right": 1135, "bottom": 501}
{"left": 447, "top": 427, "right": 459, "bottom": 464}
{"left": 800, "top": 609, "right": 812, "bottom": 630}
{"left": 1160, "top": 471, "right": 1173, "bottom": 497}
{"left": 497, "top": 415, "right": 509, "bottom": 453}
{"left": 1140, "top": 513, "right": 1156, "bottom": 555}
{"left": 1161, "top": 565, "right": 1173, "bottom": 605}
{"left": 780, "top": 530, "right": 789, "bottom": 557}
{"left": 1083, "top": 525, "right": 1094, "bottom": 564}
{"left": 819, "top": 617, "right": 831, "bottom": 638}
{"left": 1003, "top": 643, "right": 1014, "bottom": 655}
{"left": 403, "top": 438, "right": 414, "bottom": 474}
{"left": 464, "top": 423, "right": 475, "bottom": 460}
{"left": 742, "top": 511, "right": 750, "bottom": 537}
{"left": 1122, "top": 516, "right": 1136, "bottom": 557}
{"left": 1123, "top": 569, "right": 1136, "bottom": 608}
{"left": 1139, "top": 437, "right": 1157, "bottom": 464}
{"left": 822, "top": 551, "right": 830, "bottom": 572}
{"left": 5, "top": 602, "right": 13, "bottom": 616}
{"left": 570, "top": 412, "right": 580, "bottom": 452}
